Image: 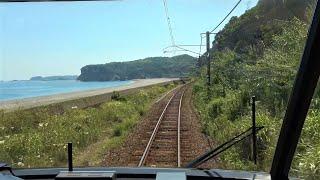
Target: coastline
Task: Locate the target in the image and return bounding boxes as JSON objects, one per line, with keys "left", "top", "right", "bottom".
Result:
{"left": 0, "top": 78, "right": 179, "bottom": 111}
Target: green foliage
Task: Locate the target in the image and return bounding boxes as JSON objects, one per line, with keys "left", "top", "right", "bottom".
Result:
{"left": 291, "top": 110, "right": 320, "bottom": 178}
{"left": 193, "top": 4, "right": 320, "bottom": 178}
{"left": 111, "top": 91, "right": 126, "bottom": 101}
{"left": 0, "top": 83, "right": 176, "bottom": 168}
{"left": 78, "top": 54, "right": 196, "bottom": 81}
{"left": 212, "top": 0, "right": 314, "bottom": 58}
{"left": 246, "top": 18, "right": 308, "bottom": 117}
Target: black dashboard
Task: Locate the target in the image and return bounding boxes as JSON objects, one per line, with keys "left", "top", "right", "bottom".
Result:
{"left": 1, "top": 167, "right": 271, "bottom": 180}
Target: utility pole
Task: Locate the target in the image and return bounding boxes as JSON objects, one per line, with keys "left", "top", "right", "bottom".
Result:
{"left": 206, "top": 31, "right": 211, "bottom": 86}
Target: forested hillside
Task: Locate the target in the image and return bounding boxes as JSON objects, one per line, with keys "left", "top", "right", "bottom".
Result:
{"left": 78, "top": 54, "right": 195, "bottom": 81}
{"left": 193, "top": 0, "right": 319, "bottom": 178}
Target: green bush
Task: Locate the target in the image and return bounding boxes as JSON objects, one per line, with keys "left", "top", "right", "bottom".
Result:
{"left": 192, "top": 17, "right": 320, "bottom": 178}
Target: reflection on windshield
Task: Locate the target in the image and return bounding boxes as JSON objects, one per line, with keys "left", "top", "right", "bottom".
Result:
{"left": 0, "top": 0, "right": 319, "bottom": 179}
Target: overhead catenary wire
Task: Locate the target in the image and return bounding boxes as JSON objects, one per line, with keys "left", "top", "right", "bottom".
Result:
{"left": 210, "top": 0, "right": 243, "bottom": 33}
{"left": 197, "top": 0, "right": 243, "bottom": 57}
{"left": 175, "top": 44, "right": 205, "bottom": 47}
{"left": 161, "top": 0, "right": 210, "bottom": 56}
{"left": 162, "top": 0, "right": 243, "bottom": 56}
{"left": 162, "top": 0, "right": 202, "bottom": 55}
{"left": 163, "top": 45, "right": 204, "bottom": 50}
{"left": 175, "top": 45, "right": 201, "bottom": 56}
{"left": 162, "top": 0, "right": 176, "bottom": 46}
{"left": 163, "top": 45, "right": 202, "bottom": 56}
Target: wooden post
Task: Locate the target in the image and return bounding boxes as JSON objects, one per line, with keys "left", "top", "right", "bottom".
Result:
{"left": 252, "top": 96, "right": 257, "bottom": 164}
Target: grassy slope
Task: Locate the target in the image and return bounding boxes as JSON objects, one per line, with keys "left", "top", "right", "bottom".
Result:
{"left": 0, "top": 83, "right": 176, "bottom": 168}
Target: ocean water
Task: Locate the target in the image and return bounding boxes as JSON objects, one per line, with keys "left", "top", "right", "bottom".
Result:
{"left": 0, "top": 80, "right": 133, "bottom": 101}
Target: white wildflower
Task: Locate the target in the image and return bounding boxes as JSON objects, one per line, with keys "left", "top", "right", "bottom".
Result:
{"left": 299, "top": 162, "right": 304, "bottom": 167}
{"left": 38, "top": 123, "right": 44, "bottom": 127}
{"left": 310, "top": 163, "right": 315, "bottom": 170}
{"left": 17, "top": 162, "right": 24, "bottom": 167}
{"left": 45, "top": 123, "right": 48, "bottom": 127}
{"left": 71, "top": 106, "right": 78, "bottom": 109}
{"left": 0, "top": 140, "right": 4, "bottom": 144}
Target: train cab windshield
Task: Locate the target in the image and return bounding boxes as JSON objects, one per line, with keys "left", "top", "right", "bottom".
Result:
{"left": 0, "top": 0, "right": 320, "bottom": 179}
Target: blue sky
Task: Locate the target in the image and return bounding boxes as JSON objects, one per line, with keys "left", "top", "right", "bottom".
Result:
{"left": 0, "top": 0, "right": 258, "bottom": 81}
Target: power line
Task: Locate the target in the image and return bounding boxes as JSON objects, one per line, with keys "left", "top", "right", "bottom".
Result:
{"left": 197, "top": 0, "right": 243, "bottom": 57}
{"left": 175, "top": 44, "right": 205, "bottom": 47}
{"left": 210, "top": 0, "right": 243, "bottom": 33}
{"left": 162, "top": 0, "right": 243, "bottom": 56}
{"left": 163, "top": 45, "right": 204, "bottom": 50}
{"left": 162, "top": 0, "right": 176, "bottom": 46}
{"left": 175, "top": 46, "right": 201, "bottom": 56}
{"left": 163, "top": 45, "right": 201, "bottom": 56}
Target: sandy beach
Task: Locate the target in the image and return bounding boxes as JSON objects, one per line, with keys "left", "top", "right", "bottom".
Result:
{"left": 0, "top": 78, "right": 179, "bottom": 111}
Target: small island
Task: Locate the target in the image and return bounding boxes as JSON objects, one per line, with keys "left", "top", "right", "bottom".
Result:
{"left": 30, "top": 75, "right": 78, "bottom": 81}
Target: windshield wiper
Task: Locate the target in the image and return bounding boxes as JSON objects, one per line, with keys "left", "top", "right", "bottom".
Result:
{"left": 185, "top": 126, "right": 264, "bottom": 168}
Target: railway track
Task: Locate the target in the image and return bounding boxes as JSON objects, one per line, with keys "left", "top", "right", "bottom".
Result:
{"left": 138, "top": 86, "right": 186, "bottom": 167}
{"left": 104, "top": 83, "right": 214, "bottom": 168}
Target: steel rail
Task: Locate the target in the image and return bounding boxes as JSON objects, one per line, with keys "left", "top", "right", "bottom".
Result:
{"left": 138, "top": 90, "right": 177, "bottom": 167}
{"left": 177, "top": 89, "right": 185, "bottom": 167}
{"left": 155, "top": 85, "right": 180, "bottom": 103}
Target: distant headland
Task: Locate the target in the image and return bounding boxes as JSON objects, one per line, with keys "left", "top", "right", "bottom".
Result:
{"left": 30, "top": 75, "right": 78, "bottom": 81}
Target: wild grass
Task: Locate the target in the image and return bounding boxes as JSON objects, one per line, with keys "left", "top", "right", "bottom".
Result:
{"left": 193, "top": 79, "right": 320, "bottom": 178}
{"left": 192, "top": 18, "right": 320, "bottom": 178}
{"left": 0, "top": 83, "right": 176, "bottom": 168}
